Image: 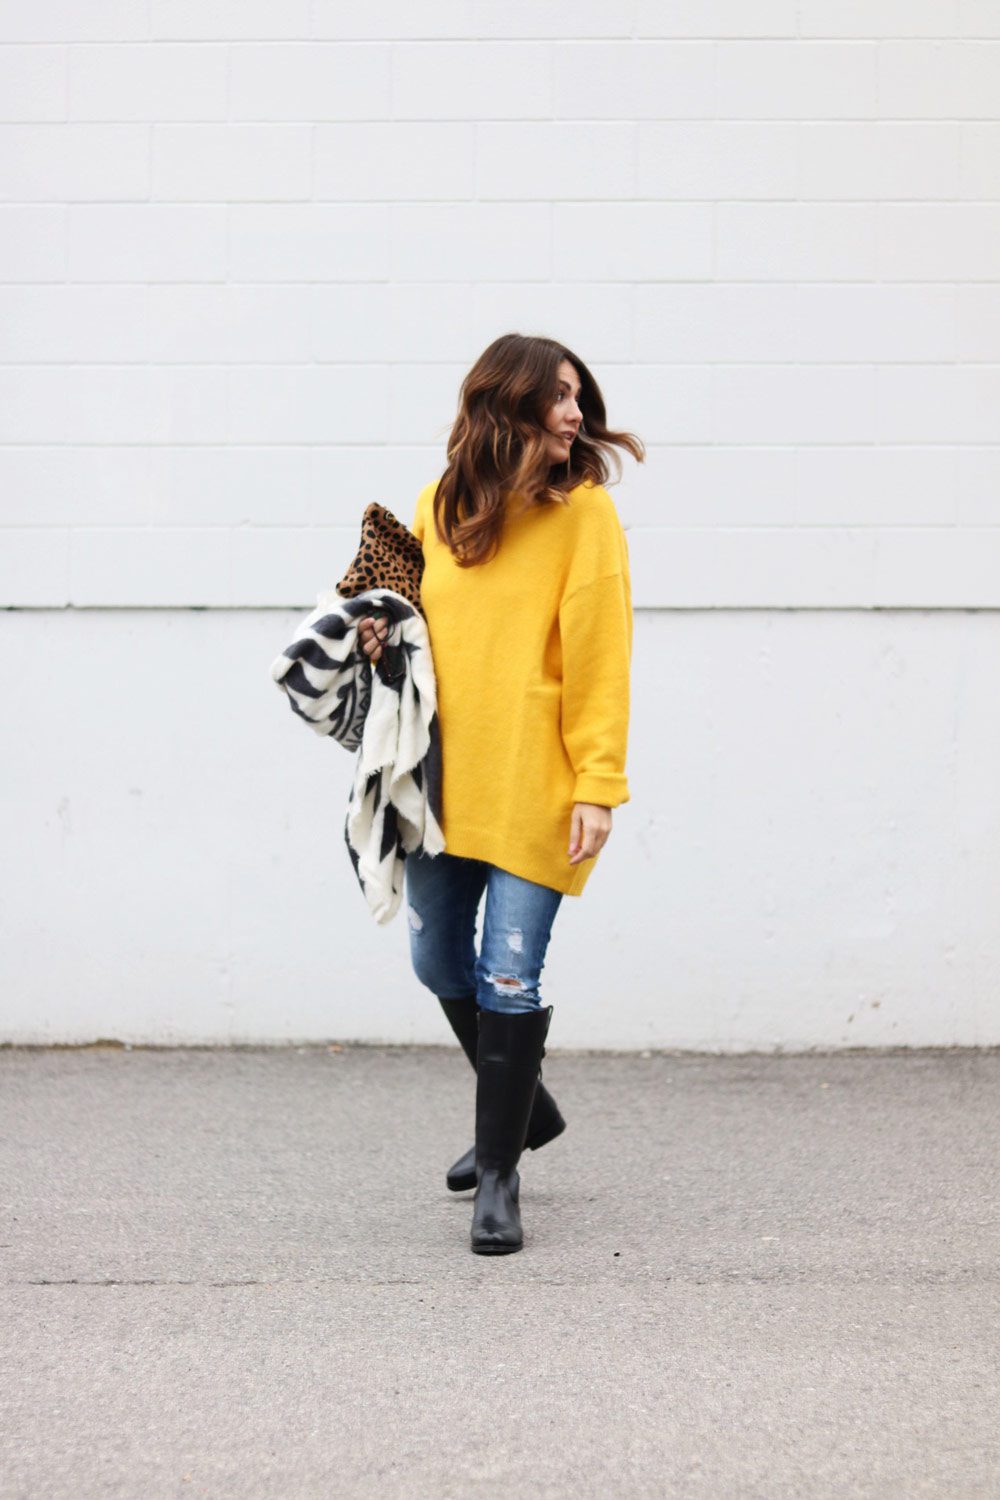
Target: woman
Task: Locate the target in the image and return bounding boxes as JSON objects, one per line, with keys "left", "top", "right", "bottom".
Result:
{"left": 358, "top": 333, "right": 643, "bottom": 1255}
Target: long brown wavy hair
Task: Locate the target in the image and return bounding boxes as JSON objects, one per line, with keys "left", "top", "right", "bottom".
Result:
{"left": 428, "top": 333, "right": 645, "bottom": 566}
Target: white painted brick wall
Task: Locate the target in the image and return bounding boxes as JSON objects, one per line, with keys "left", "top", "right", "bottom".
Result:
{"left": 3, "top": 3, "right": 1000, "bottom": 1047}
{"left": 3, "top": 605, "right": 998, "bottom": 1048}
{"left": 2, "top": 8, "right": 997, "bottom": 608}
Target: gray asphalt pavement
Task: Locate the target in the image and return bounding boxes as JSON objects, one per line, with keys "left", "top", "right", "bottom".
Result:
{"left": 1, "top": 1044, "right": 998, "bottom": 1499}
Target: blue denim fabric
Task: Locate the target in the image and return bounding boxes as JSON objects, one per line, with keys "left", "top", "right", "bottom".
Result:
{"left": 404, "top": 849, "right": 563, "bottom": 1015}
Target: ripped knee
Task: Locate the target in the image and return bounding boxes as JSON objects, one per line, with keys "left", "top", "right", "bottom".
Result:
{"left": 485, "top": 972, "right": 528, "bottom": 993}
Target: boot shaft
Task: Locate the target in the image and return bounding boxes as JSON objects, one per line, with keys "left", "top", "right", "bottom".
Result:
{"left": 475, "top": 1005, "right": 553, "bottom": 1170}
{"left": 437, "top": 993, "right": 479, "bottom": 1070}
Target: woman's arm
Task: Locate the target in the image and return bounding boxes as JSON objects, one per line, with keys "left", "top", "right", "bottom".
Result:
{"left": 558, "top": 565, "right": 634, "bottom": 812}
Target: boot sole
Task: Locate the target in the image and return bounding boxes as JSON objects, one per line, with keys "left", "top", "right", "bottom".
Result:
{"left": 471, "top": 1240, "right": 522, "bottom": 1254}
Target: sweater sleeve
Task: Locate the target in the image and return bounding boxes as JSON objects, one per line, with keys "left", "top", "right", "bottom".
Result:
{"left": 558, "top": 559, "right": 634, "bottom": 808}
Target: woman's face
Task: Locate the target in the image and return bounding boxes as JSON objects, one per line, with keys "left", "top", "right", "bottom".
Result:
{"left": 542, "top": 359, "right": 583, "bottom": 464}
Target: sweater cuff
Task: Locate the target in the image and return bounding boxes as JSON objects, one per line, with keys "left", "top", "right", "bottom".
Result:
{"left": 572, "top": 772, "right": 630, "bottom": 808}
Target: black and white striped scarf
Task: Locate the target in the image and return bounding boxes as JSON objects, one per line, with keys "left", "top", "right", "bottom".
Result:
{"left": 270, "top": 588, "right": 445, "bottom": 925}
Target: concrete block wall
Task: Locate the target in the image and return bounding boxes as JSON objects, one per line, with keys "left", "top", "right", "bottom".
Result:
{"left": 2, "top": 2, "right": 999, "bottom": 1046}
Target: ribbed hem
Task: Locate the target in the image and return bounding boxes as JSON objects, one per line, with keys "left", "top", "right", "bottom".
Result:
{"left": 438, "top": 824, "right": 599, "bottom": 898}
{"left": 572, "top": 772, "right": 630, "bottom": 808}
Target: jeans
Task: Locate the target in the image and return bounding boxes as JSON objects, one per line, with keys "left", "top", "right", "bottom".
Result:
{"left": 404, "top": 849, "right": 564, "bottom": 1015}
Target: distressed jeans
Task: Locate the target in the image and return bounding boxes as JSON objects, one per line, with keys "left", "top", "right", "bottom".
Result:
{"left": 404, "top": 848, "right": 564, "bottom": 1015}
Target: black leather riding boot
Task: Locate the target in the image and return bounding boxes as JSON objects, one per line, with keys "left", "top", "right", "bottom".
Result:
{"left": 436, "top": 993, "right": 479, "bottom": 1068}
{"left": 437, "top": 994, "right": 565, "bottom": 1191}
{"left": 470, "top": 1004, "right": 553, "bottom": 1255}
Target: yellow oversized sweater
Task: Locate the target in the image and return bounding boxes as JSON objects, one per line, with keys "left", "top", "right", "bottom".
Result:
{"left": 410, "top": 476, "right": 633, "bottom": 897}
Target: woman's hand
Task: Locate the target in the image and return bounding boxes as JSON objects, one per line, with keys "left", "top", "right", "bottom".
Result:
{"left": 358, "top": 612, "right": 389, "bottom": 665}
{"left": 568, "top": 802, "right": 612, "bottom": 865}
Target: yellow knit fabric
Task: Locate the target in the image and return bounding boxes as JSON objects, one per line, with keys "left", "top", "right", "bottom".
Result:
{"left": 410, "top": 476, "right": 633, "bottom": 897}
